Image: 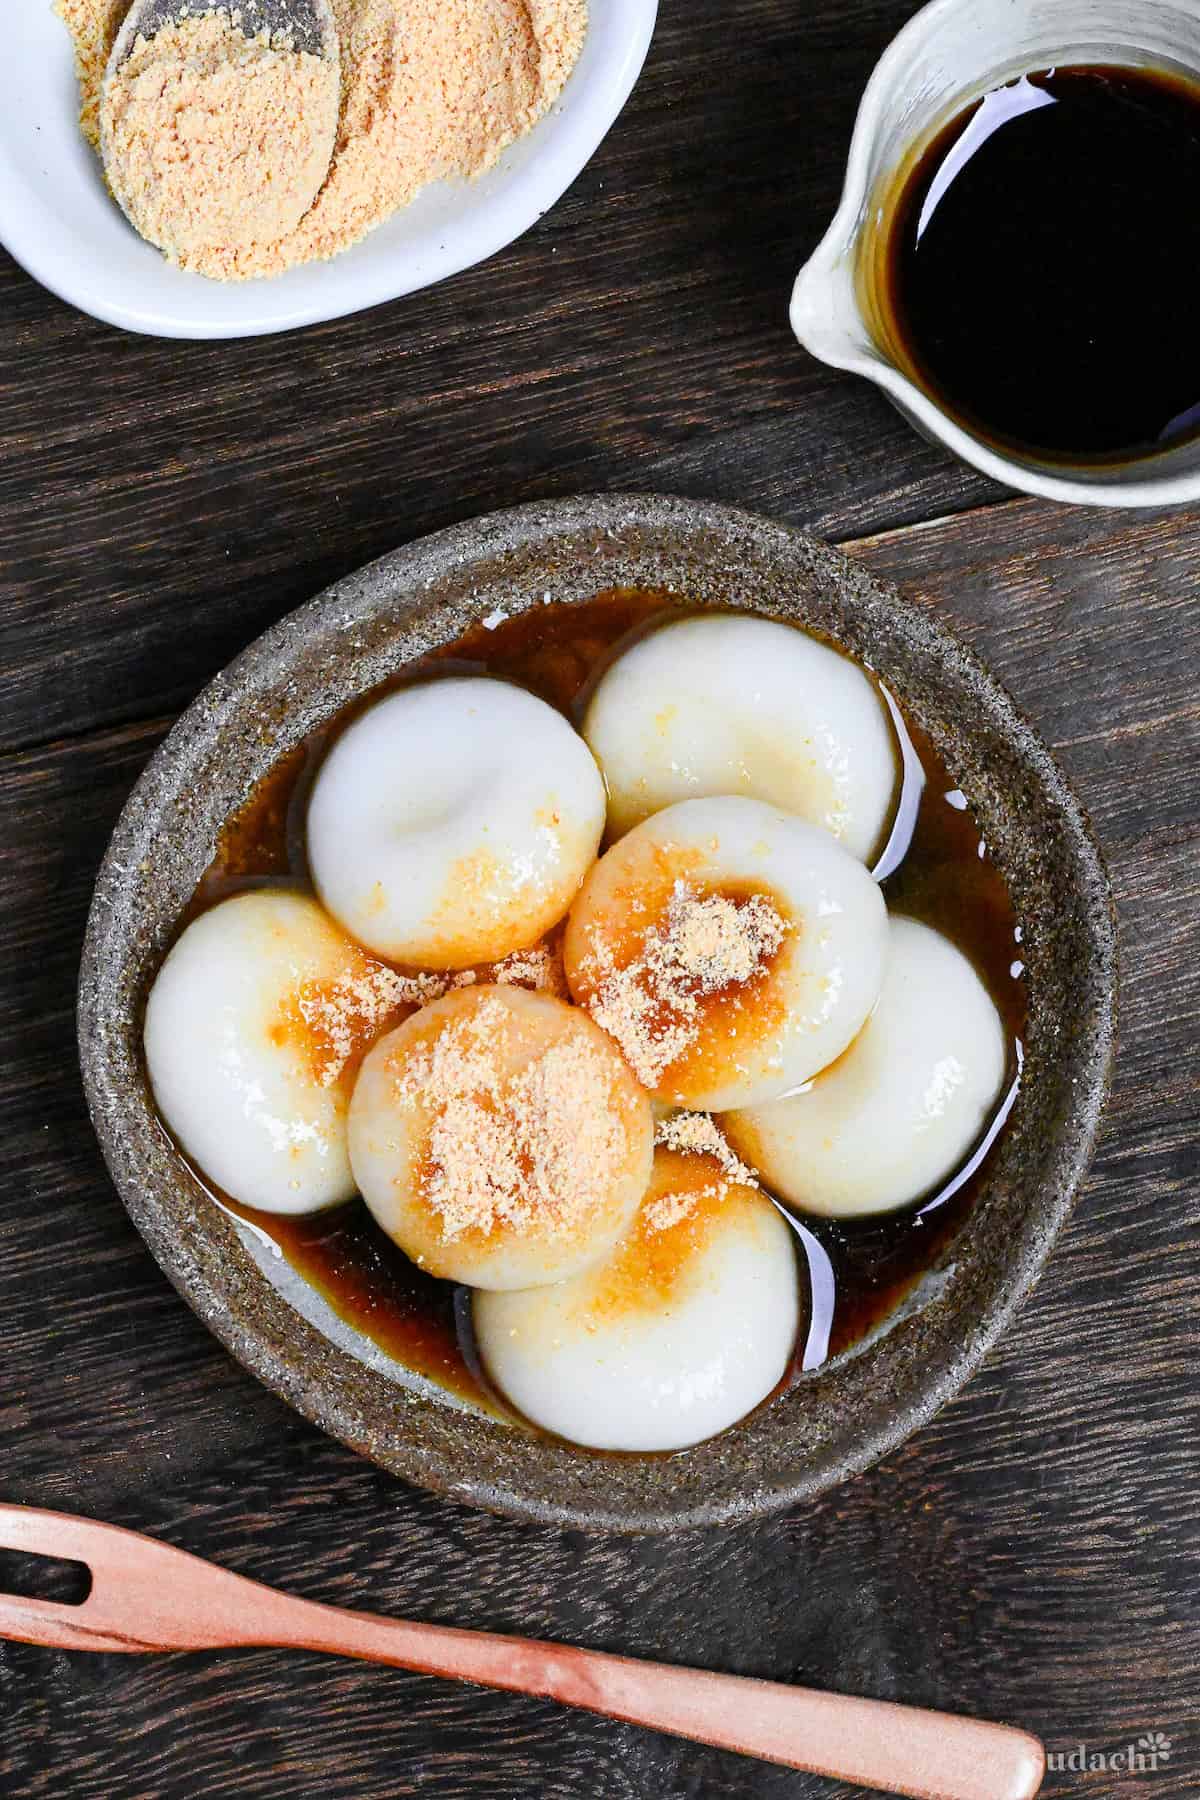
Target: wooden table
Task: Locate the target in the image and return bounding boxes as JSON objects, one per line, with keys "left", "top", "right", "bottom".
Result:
{"left": 1, "top": 1, "right": 1197, "bottom": 1793}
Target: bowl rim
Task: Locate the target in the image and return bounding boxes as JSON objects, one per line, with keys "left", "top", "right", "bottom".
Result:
{"left": 77, "top": 492, "right": 1118, "bottom": 1531}
{"left": 1, "top": 0, "right": 657, "bottom": 340}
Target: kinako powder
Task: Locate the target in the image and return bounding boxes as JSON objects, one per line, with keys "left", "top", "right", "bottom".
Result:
{"left": 101, "top": 14, "right": 341, "bottom": 278}
{"left": 56, "top": 0, "right": 588, "bottom": 281}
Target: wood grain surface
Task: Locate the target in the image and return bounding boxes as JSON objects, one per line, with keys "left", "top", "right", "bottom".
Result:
{"left": 1, "top": 0, "right": 1197, "bottom": 1795}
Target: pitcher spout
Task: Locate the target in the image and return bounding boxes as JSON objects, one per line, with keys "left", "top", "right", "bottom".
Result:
{"left": 789, "top": 221, "right": 876, "bottom": 375}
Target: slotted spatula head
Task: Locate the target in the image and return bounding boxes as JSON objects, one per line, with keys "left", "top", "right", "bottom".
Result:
{"left": 0, "top": 1505, "right": 278, "bottom": 1653}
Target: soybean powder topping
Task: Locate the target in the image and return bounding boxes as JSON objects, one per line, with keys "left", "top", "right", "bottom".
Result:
{"left": 102, "top": 13, "right": 340, "bottom": 279}
{"left": 641, "top": 1181, "right": 726, "bottom": 1235}
{"left": 291, "top": 939, "right": 568, "bottom": 1089}
{"left": 583, "top": 882, "right": 789, "bottom": 1088}
{"left": 57, "top": 0, "right": 588, "bottom": 280}
{"left": 449, "top": 941, "right": 568, "bottom": 996}
{"left": 292, "top": 965, "right": 445, "bottom": 1088}
{"left": 392, "top": 997, "right": 626, "bottom": 1245}
{"left": 655, "top": 1111, "right": 759, "bottom": 1189}
{"left": 643, "top": 1112, "right": 760, "bottom": 1233}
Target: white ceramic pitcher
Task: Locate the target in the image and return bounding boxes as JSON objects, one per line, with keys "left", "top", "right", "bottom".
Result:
{"left": 790, "top": 0, "right": 1200, "bottom": 507}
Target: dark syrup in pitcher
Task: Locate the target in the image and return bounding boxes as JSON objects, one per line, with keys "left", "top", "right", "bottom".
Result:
{"left": 872, "top": 65, "right": 1200, "bottom": 462}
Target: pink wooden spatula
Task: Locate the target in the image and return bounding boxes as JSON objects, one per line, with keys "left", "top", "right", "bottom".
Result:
{"left": 0, "top": 1503, "right": 1043, "bottom": 1800}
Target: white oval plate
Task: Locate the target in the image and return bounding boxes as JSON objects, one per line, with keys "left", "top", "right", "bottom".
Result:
{"left": 0, "top": 0, "right": 656, "bottom": 339}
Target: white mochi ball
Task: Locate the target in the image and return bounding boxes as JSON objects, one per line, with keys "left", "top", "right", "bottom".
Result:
{"left": 727, "top": 916, "right": 1009, "bottom": 1217}
{"left": 144, "top": 889, "right": 410, "bottom": 1214}
{"left": 474, "top": 1148, "right": 800, "bottom": 1449}
{"left": 348, "top": 986, "right": 654, "bottom": 1290}
{"left": 307, "top": 678, "right": 606, "bottom": 969}
{"left": 584, "top": 613, "right": 897, "bottom": 857}
{"left": 564, "top": 796, "right": 889, "bottom": 1110}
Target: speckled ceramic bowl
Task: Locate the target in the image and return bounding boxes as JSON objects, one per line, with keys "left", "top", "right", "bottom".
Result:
{"left": 78, "top": 494, "right": 1116, "bottom": 1532}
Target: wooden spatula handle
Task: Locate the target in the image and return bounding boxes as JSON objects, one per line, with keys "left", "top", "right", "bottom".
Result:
{"left": 267, "top": 1596, "right": 1044, "bottom": 1800}
{"left": 0, "top": 1506, "right": 1043, "bottom": 1800}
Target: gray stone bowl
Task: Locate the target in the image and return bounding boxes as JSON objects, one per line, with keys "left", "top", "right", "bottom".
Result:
{"left": 78, "top": 494, "right": 1116, "bottom": 1532}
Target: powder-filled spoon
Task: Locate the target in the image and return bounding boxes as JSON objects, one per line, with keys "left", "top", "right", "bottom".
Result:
{"left": 100, "top": 0, "right": 340, "bottom": 278}
{"left": 108, "top": 0, "right": 338, "bottom": 64}
{"left": 1, "top": 1503, "right": 1043, "bottom": 1800}
{"left": 108, "top": 0, "right": 338, "bottom": 67}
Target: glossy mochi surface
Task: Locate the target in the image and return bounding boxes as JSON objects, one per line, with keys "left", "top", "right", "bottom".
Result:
{"left": 474, "top": 1148, "right": 801, "bottom": 1449}
{"left": 583, "top": 613, "right": 898, "bottom": 855}
{"left": 727, "top": 916, "right": 1009, "bottom": 1217}
{"left": 307, "top": 677, "right": 606, "bottom": 969}
{"left": 563, "top": 795, "right": 889, "bottom": 1110}
{"left": 143, "top": 888, "right": 400, "bottom": 1214}
{"left": 348, "top": 985, "right": 654, "bottom": 1290}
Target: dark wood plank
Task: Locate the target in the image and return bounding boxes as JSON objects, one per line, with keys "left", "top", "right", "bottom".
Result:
{"left": 2, "top": 0, "right": 1199, "bottom": 1784}
{"left": 1, "top": 496, "right": 1197, "bottom": 1799}
{"left": 848, "top": 498, "right": 1200, "bottom": 1108}
{"left": 0, "top": 0, "right": 1003, "bottom": 754}
{"left": 0, "top": 718, "right": 306, "bottom": 1509}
